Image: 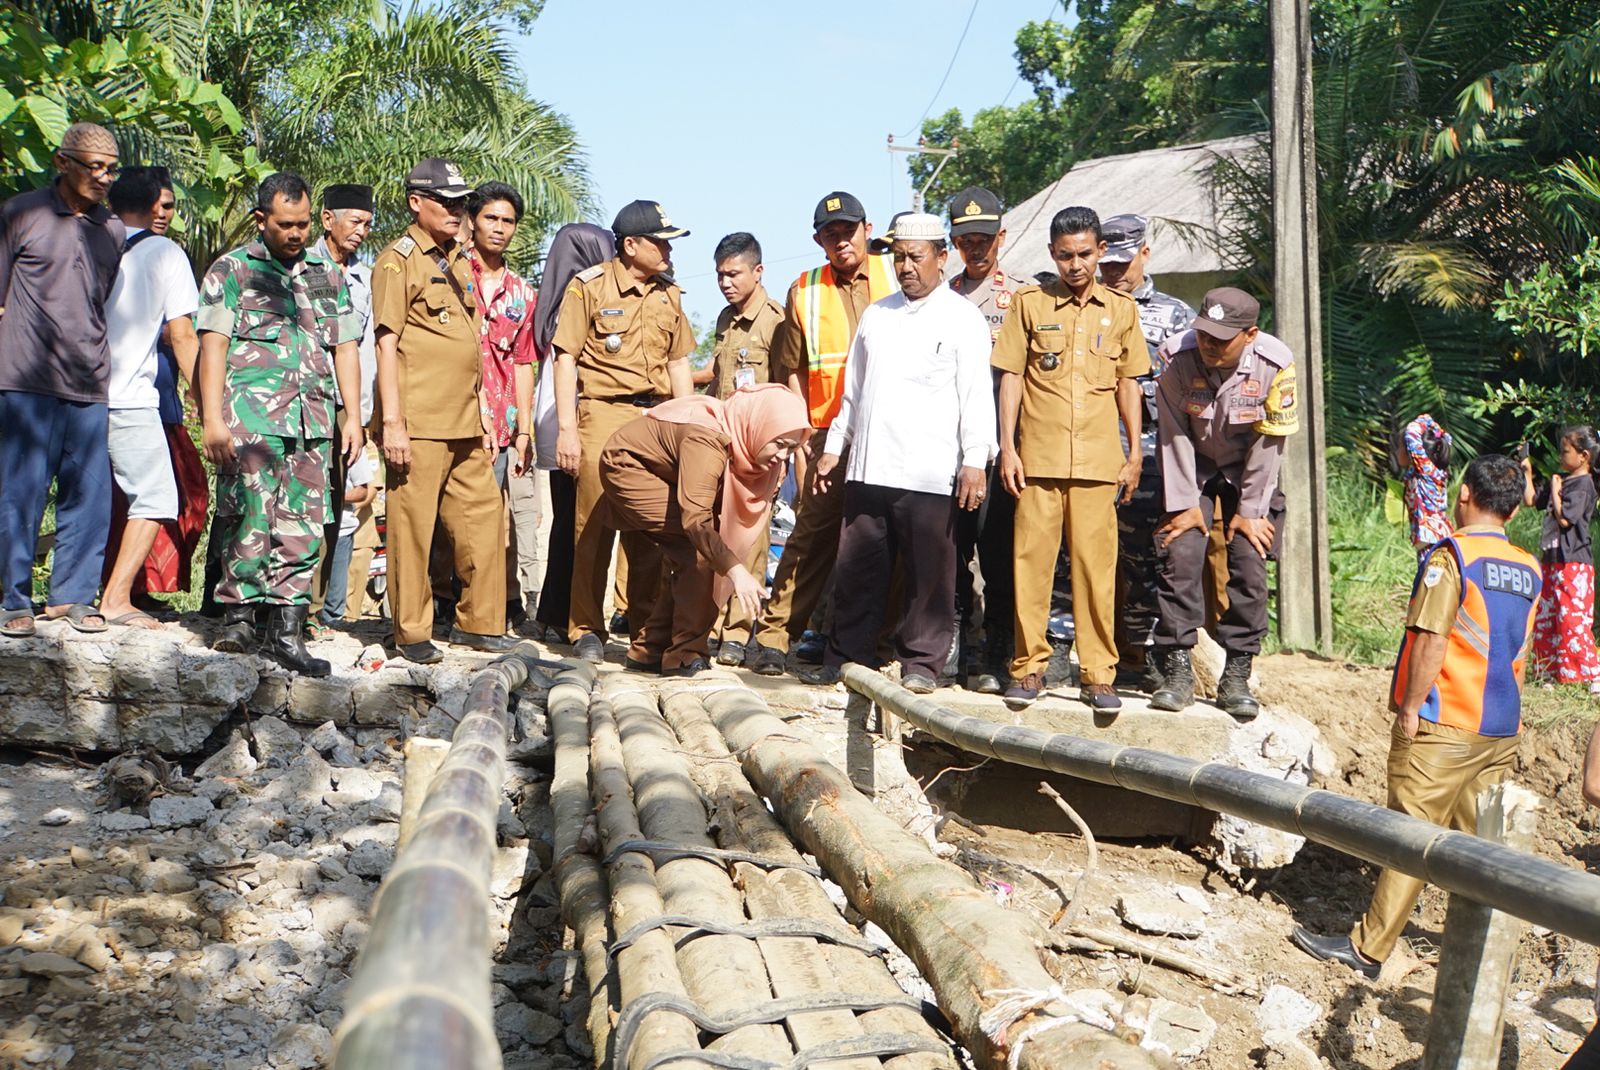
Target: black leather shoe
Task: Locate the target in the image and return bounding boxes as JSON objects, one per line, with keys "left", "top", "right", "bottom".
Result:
{"left": 969, "top": 672, "right": 1003, "bottom": 695}
{"left": 799, "top": 664, "right": 842, "bottom": 686}
{"left": 262, "top": 605, "right": 331, "bottom": 677}
{"left": 794, "top": 631, "right": 826, "bottom": 664}
{"left": 664, "top": 657, "right": 709, "bottom": 678}
{"left": 1291, "top": 926, "right": 1380, "bottom": 979}
{"left": 397, "top": 640, "right": 444, "bottom": 665}
{"left": 447, "top": 628, "right": 517, "bottom": 653}
{"left": 749, "top": 644, "right": 786, "bottom": 676}
{"left": 574, "top": 633, "right": 605, "bottom": 664}
{"left": 715, "top": 640, "right": 746, "bottom": 667}
{"left": 902, "top": 672, "right": 937, "bottom": 694}
{"left": 608, "top": 612, "right": 630, "bottom": 637}
{"left": 212, "top": 606, "right": 256, "bottom": 653}
{"left": 624, "top": 656, "right": 662, "bottom": 674}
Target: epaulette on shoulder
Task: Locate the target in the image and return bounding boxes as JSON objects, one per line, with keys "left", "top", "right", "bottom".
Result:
{"left": 575, "top": 264, "right": 605, "bottom": 283}
{"left": 1102, "top": 286, "right": 1135, "bottom": 302}
{"left": 393, "top": 234, "right": 417, "bottom": 257}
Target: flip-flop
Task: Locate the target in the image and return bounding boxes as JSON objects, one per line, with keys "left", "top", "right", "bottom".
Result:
{"left": 0, "top": 609, "right": 36, "bottom": 638}
{"left": 47, "top": 604, "right": 109, "bottom": 634}
{"left": 107, "top": 610, "right": 162, "bottom": 630}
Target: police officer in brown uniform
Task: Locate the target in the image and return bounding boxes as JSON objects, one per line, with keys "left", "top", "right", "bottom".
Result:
{"left": 947, "top": 187, "right": 1024, "bottom": 693}
{"left": 552, "top": 200, "right": 695, "bottom": 662}
{"left": 373, "top": 158, "right": 512, "bottom": 664}
{"left": 749, "top": 191, "right": 899, "bottom": 676}
{"left": 992, "top": 206, "right": 1147, "bottom": 710}
{"left": 706, "top": 232, "right": 786, "bottom": 667}
{"left": 1150, "top": 287, "right": 1297, "bottom": 719}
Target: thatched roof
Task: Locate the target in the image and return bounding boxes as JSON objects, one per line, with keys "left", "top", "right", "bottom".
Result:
{"left": 997, "top": 135, "right": 1259, "bottom": 281}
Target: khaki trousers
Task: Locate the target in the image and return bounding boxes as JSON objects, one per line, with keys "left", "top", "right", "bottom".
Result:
{"left": 386, "top": 438, "right": 506, "bottom": 646}
{"left": 1350, "top": 720, "right": 1521, "bottom": 961}
{"left": 1011, "top": 478, "right": 1119, "bottom": 684}
{"left": 570, "top": 398, "right": 660, "bottom": 641}
{"left": 714, "top": 518, "right": 770, "bottom": 646}
{"left": 755, "top": 436, "right": 845, "bottom": 652}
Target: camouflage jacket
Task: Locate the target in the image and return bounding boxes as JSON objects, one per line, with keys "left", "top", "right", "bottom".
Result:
{"left": 197, "top": 240, "right": 360, "bottom": 440}
{"left": 1131, "top": 276, "right": 1196, "bottom": 452}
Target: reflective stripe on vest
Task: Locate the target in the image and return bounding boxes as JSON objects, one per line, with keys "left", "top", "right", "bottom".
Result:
{"left": 1390, "top": 531, "right": 1540, "bottom": 736}
{"left": 793, "top": 254, "right": 898, "bottom": 428}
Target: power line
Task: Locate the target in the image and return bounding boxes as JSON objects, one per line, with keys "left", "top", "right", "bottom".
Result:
{"left": 998, "top": 0, "right": 1062, "bottom": 108}
{"left": 897, "top": 0, "right": 982, "bottom": 139}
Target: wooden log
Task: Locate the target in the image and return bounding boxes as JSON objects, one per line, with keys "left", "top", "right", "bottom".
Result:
{"left": 1422, "top": 782, "right": 1540, "bottom": 1070}
{"left": 609, "top": 685, "right": 792, "bottom": 1059}
{"left": 702, "top": 687, "right": 1159, "bottom": 1070}
{"left": 588, "top": 684, "right": 702, "bottom": 1069}
{"left": 546, "top": 667, "right": 614, "bottom": 1066}
{"left": 397, "top": 737, "right": 450, "bottom": 852}
{"left": 662, "top": 691, "right": 955, "bottom": 1070}
{"left": 334, "top": 657, "right": 528, "bottom": 1070}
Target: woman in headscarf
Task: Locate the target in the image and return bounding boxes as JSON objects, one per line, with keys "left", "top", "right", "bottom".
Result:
{"left": 531, "top": 224, "right": 614, "bottom": 639}
{"left": 599, "top": 383, "right": 809, "bottom": 676}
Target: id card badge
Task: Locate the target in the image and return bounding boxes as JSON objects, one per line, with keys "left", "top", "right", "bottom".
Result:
{"left": 734, "top": 366, "right": 756, "bottom": 390}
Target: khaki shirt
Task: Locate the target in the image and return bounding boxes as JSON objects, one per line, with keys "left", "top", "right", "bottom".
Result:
{"left": 709, "top": 286, "right": 784, "bottom": 400}
{"left": 551, "top": 257, "right": 693, "bottom": 400}
{"left": 371, "top": 224, "right": 482, "bottom": 440}
{"left": 772, "top": 262, "right": 878, "bottom": 373}
{"left": 991, "top": 279, "right": 1147, "bottom": 482}
{"left": 949, "top": 267, "right": 1022, "bottom": 346}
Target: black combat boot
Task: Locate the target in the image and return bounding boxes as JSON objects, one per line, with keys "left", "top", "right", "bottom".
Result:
{"left": 212, "top": 605, "right": 256, "bottom": 653}
{"left": 1149, "top": 647, "right": 1195, "bottom": 711}
{"left": 263, "top": 605, "right": 331, "bottom": 677}
{"left": 1216, "top": 651, "right": 1260, "bottom": 720}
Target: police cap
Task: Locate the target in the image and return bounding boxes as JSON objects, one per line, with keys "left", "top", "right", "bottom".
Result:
{"left": 1100, "top": 214, "right": 1149, "bottom": 263}
{"left": 949, "top": 187, "right": 1002, "bottom": 236}
{"left": 612, "top": 200, "right": 690, "bottom": 240}
{"left": 1192, "top": 286, "right": 1261, "bottom": 341}
{"left": 813, "top": 191, "right": 866, "bottom": 232}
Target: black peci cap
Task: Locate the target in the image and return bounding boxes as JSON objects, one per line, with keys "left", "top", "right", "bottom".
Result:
{"left": 611, "top": 200, "right": 689, "bottom": 240}
{"left": 323, "top": 184, "right": 374, "bottom": 213}
{"left": 813, "top": 191, "right": 866, "bottom": 231}
{"left": 1192, "top": 286, "right": 1261, "bottom": 341}
{"left": 948, "top": 187, "right": 1003, "bottom": 236}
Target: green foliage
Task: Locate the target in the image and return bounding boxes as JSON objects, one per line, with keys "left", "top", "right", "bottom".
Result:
{"left": 0, "top": 5, "right": 256, "bottom": 222}
{"left": 1492, "top": 238, "right": 1600, "bottom": 362}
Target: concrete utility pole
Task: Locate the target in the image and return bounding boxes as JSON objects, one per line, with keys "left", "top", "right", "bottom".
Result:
{"left": 1270, "top": 0, "right": 1333, "bottom": 652}
{"left": 887, "top": 136, "right": 959, "bottom": 214}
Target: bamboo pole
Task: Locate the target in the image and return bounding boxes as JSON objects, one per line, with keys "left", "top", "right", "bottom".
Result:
{"left": 334, "top": 651, "right": 533, "bottom": 1070}
{"left": 660, "top": 691, "right": 955, "bottom": 1070}
{"left": 398, "top": 737, "right": 451, "bottom": 851}
{"left": 546, "top": 664, "right": 614, "bottom": 1066}
{"left": 588, "top": 683, "right": 702, "bottom": 1068}
{"left": 610, "top": 685, "right": 793, "bottom": 1059}
{"left": 701, "top": 687, "right": 1158, "bottom": 1070}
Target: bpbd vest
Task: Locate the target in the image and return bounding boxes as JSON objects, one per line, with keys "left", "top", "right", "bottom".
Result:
{"left": 1391, "top": 530, "right": 1540, "bottom": 736}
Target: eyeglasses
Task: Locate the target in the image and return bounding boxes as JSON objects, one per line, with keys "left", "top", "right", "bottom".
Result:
{"left": 60, "top": 151, "right": 121, "bottom": 178}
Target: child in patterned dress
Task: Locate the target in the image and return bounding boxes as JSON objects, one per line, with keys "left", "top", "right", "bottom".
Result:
{"left": 1525, "top": 426, "right": 1600, "bottom": 690}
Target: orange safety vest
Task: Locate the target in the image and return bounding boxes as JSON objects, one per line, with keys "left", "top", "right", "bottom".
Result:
{"left": 792, "top": 254, "right": 898, "bottom": 428}
{"left": 1390, "top": 530, "right": 1540, "bottom": 736}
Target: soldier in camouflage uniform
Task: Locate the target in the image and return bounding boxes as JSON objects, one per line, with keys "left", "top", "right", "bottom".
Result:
{"left": 1098, "top": 214, "right": 1195, "bottom": 688}
{"left": 197, "top": 172, "right": 364, "bottom": 676}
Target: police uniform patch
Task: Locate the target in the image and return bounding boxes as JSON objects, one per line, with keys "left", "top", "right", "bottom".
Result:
{"left": 1191, "top": 377, "right": 1207, "bottom": 390}
{"left": 1242, "top": 379, "right": 1262, "bottom": 397}
{"left": 995, "top": 291, "right": 1011, "bottom": 310}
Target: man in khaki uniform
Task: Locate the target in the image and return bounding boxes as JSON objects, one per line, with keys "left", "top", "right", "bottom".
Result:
{"left": 993, "top": 206, "right": 1147, "bottom": 710}
{"left": 373, "top": 157, "right": 512, "bottom": 664}
{"left": 552, "top": 200, "right": 695, "bottom": 663}
{"left": 749, "top": 191, "right": 899, "bottom": 676}
{"left": 706, "top": 232, "right": 785, "bottom": 667}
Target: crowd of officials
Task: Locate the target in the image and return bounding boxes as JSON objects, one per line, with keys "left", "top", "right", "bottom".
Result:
{"left": 2, "top": 121, "right": 1594, "bottom": 1034}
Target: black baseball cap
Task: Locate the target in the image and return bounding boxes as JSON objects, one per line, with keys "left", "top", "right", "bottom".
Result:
{"left": 612, "top": 200, "right": 689, "bottom": 240}
{"left": 868, "top": 210, "right": 915, "bottom": 254}
{"left": 1100, "top": 213, "right": 1149, "bottom": 263}
{"left": 323, "top": 184, "right": 374, "bottom": 213}
{"left": 813, "top": 191, "right": 866, "bottom": 231}
{"left": 949, "top": 187, "right": 1002, "bottom": 236}
{"left": 1192, "top": 286, "right": 1261, "bottom": 341}
{"left": 405, "top": 158, "right": 472, "bottom": 199}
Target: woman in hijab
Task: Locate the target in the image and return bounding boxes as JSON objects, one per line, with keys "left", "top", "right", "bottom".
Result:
{"left": 531, "top": 224, "right": 614, "bottom": 639}
{"left": 598, "top": 384, "right": 809, "bottom": 676}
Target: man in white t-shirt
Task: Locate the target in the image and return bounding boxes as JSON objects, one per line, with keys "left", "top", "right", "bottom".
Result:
{"left": 102, "top": 167, "right": 199, "bottom": 628}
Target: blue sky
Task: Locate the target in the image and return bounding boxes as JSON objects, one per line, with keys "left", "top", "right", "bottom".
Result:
{"left": 517, "top": 0, "right": 1065, "bottom": 330}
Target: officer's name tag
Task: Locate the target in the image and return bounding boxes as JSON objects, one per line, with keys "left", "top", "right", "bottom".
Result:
{"left": 735, "top": 366, "right": 756, "bottom": 390}
{"left": 1481, "top": 561, "right": 1537, "bottom": 598}
{"left": 600, "top": 308, "right": 624, "bottom": 317}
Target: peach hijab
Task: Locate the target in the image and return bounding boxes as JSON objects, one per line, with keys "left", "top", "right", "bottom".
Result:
{"left": 648, "top": 383, "right": 810, "bottom": 572}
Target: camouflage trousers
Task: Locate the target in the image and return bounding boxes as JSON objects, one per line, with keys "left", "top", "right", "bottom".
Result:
{"left": 214, "top": 434, "right": 330, "bottom": 606}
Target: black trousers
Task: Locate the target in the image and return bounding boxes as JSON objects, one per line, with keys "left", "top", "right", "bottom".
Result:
{"left": 535, "top": 469, "right": 576, "bottom": 632}
{"left": 954, "top": 463, "right": 1015, "bottom": 655}
{"left": 826, "top": 481, "right": 956, "bottom": 680}
{"left": 1153, "top": 473, "right": 1284, "bottom": 654}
